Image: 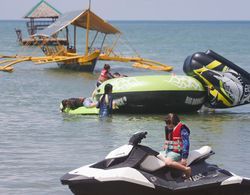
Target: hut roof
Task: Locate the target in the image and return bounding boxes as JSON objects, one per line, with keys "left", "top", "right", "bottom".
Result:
{"left": 24, "top": 0, "right": 61, "bottom": 19}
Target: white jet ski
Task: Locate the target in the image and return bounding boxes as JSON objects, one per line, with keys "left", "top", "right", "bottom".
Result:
{"left": 61, "top": 132, "right": 250, "bottom": 195}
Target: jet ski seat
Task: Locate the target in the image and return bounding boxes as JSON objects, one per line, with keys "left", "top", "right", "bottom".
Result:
{"left": 140, "top": 146, "right": 213, "bottom": 172}
{"left": 140, "top": 155, "right": 166, "bottom": 172}
{"left": 187, "top": 146, "right": 213, "bottom": 166}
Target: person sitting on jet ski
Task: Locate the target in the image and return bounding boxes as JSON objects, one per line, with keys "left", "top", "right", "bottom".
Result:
{"left": 162, "top": 113, "right": 191, "bottom": 178}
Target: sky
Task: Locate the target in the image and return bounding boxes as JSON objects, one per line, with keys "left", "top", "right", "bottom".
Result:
{"left": 1, "top": 0, "right": 250, "bottom": 21}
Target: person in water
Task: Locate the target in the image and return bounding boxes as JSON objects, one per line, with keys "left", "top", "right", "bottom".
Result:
{"left": 60, "top": 97, "right": 97, "bottom": 112}
{"left": 161, "top": 113, "right": 191, "bottom": 178}
{"left": 97, "top": 64, "right": 115, "bottom": 87}
{"left": 96, "top": 64, "right": 127, "bottom": 87}
{"left": 97, "top": 83, "right": 114, "bottom": 117}
{"left": 96, "top": 83, "right": 127, "bottom": 117}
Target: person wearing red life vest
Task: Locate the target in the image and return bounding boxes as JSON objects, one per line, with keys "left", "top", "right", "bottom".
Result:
{"left": 97, "top": 64, "right": 115, "bottom": 87}
{"left": 162, "top": 113, "right": 191, "bottom": 178}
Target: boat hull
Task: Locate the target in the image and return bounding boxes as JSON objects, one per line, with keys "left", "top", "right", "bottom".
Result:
{"left": 57, "top": 58, "right": 97, "bottom": 72}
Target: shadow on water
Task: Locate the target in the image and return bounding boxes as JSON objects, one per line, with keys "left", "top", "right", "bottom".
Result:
{"left": 44, "top": 67, "right": 98, "bottom": 81}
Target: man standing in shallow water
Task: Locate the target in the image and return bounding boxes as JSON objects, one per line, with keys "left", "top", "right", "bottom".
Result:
{"left": 97, "top": 83, "right": 114, "bottom": 117}
{"left": 96, "top": 83, "right": 127, "bottom": 118}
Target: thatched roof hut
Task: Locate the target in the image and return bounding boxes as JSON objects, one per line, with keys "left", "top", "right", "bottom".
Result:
{"left": 24, "top": 0, "right": 61, "bottom": 19}
{"left": 24, "top": 0, "right": 61, "bottom": 35}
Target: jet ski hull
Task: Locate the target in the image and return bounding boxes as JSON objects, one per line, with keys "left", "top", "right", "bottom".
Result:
{"left": 62, "top": 174, "right": 250, "bottom": 195}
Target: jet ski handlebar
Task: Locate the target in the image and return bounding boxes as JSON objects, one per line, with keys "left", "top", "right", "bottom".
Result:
{"left": 129, "top": 131, "right": 147, "bottom": 145}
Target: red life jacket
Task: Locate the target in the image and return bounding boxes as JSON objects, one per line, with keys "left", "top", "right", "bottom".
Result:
{"left": 98, "top": 69, "right": 109, "bottom": 82}
{"left": 165, "top": 122, "right": 185, "bottom": 153}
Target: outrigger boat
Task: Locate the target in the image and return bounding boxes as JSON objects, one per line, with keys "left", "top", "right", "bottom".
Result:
{"left": 0, "top": 6, "right": 173, "bottom": 72}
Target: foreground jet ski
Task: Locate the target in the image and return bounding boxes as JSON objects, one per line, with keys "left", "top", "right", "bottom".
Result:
{"left": 61, "top": 132, "right": 250, "bottom": 195}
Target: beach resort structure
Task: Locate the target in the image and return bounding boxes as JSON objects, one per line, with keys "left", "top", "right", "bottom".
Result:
{"left": 15, "top": 0, "right": 67, "bottom": 45}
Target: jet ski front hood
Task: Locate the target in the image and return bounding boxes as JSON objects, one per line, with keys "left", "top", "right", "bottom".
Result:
{"left": 61, "top": 165, "right": 155, "bottom": 188}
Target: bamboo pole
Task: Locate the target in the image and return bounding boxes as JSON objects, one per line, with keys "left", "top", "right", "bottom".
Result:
{"left": 0, "top": 57, "right": 30, "bottom": 72}
{"left": 74, "top": 26, "right": 77, "bottom": 50}
{"left": 108, "top": 34, "right": 121, "bottom": 56}
{"left": 85, "top": 10, "right": 90, "bottom": 55}
{"left": 0, "top": 66, "right": 14, "bottom": 72}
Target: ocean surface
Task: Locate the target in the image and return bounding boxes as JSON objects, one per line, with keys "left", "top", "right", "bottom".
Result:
{"left": 1, "top": 20, "right": 250, "bottom": 195}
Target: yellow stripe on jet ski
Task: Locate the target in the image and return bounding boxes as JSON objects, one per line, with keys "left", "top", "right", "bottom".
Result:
{"left": 194, "top": 68, "right": 211, "bottom": 84}
{"left": 194, "top": 67, "right": 232, "bottom": 107}
{"left": 209, "top": 88, "right": 231, "bottom": 107}
{"left": 206, "top": 60, "right": 221, "bottom": 70}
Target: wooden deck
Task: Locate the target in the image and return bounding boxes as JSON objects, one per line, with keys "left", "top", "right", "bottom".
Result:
{"left": 19, "top": 38, "right": 68, "bottom": 46}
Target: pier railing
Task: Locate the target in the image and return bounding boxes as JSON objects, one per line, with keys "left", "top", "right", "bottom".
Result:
{"left": 26, "top": 20, "right": 54, "bottom": 35}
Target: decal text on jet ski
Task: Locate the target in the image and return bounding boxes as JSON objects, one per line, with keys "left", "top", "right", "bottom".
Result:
{"left": 191, "top": 173, "right": 206, "bottom": 182}
{"left": 185, "top": 96, "right": 205, "bottom": 105}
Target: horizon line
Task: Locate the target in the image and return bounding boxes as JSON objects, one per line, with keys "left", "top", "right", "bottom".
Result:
{"left": 1, "top": 19, "right": 250, "bottom": 22}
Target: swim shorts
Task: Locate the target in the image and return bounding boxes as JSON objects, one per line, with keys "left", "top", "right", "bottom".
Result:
{"left": 165, "top": 151, "right": 181, "bottom": 162}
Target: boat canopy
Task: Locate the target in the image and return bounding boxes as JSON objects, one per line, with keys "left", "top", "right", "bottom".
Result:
{"left": 34, "top": 10, "right": 120, "bottom": 37}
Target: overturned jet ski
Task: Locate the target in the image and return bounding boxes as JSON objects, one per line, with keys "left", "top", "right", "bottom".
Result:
{"left": 184, "top": 50, "right": 250, "bottom": 108}
{"left": 61, "top": 132, "right": 250, "bottom": 195}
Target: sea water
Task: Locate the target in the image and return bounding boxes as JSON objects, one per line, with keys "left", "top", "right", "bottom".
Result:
{"left": 1, "top": 20, "right": 250, "bottom": 195}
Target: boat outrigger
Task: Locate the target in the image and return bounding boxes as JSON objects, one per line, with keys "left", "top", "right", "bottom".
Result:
{"left": 0, "top": 7, "right": 173, "bottom": 72}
